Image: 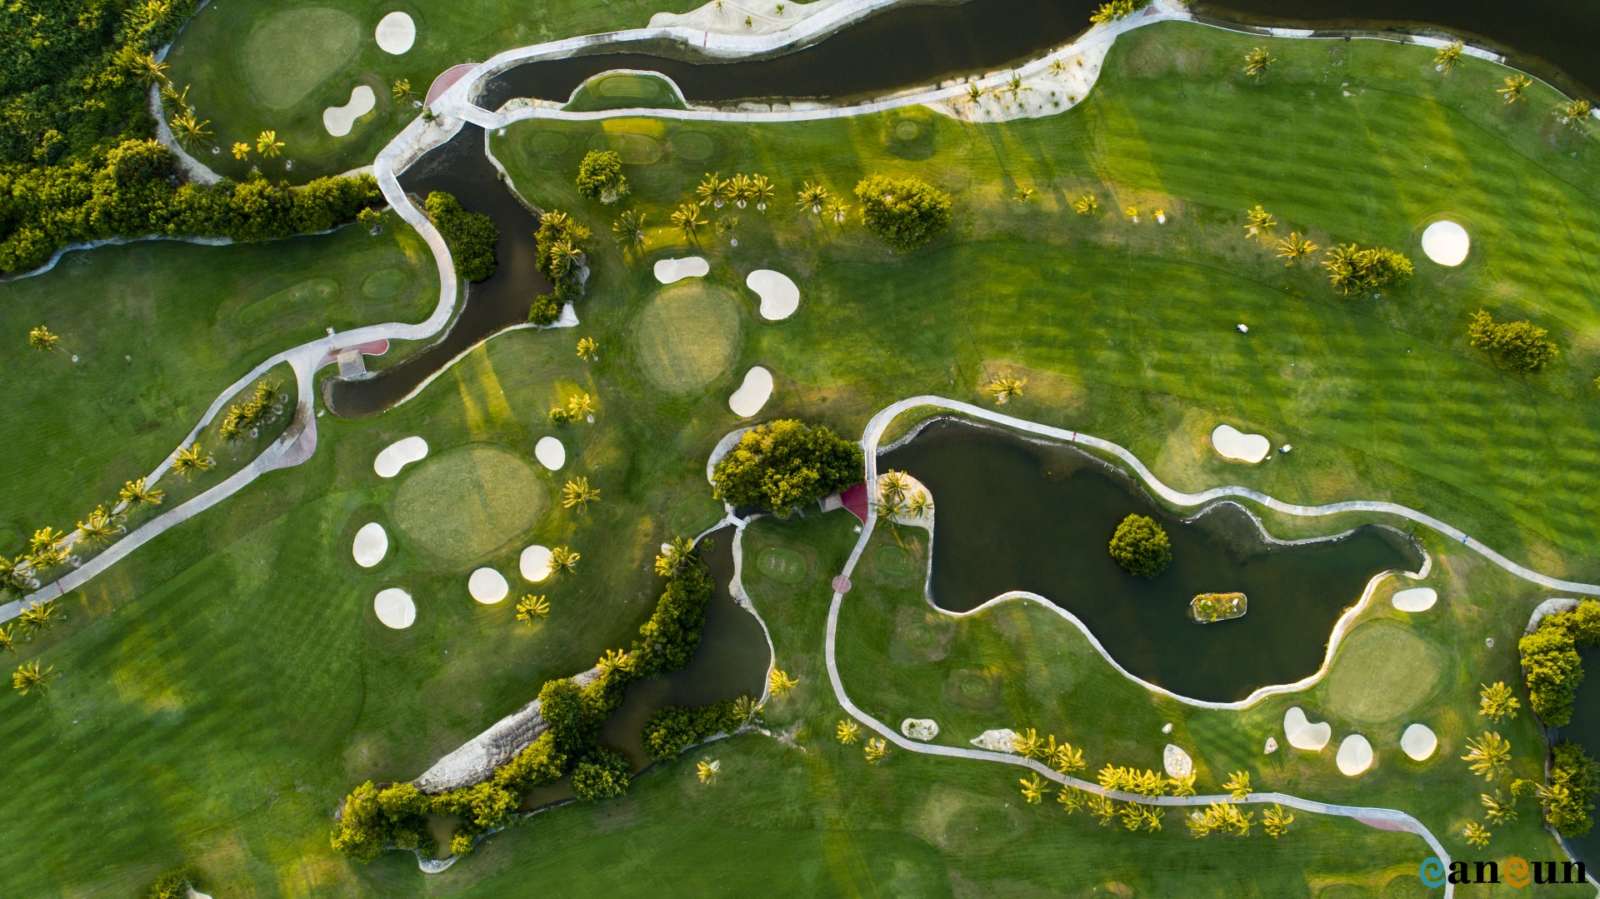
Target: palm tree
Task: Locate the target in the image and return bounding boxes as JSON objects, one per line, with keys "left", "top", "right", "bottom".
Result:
{"left": 549, "top": 545, "right": 581, "bottom": 574}
{"left": 1462, "top": 731, "right": 1512, "bottom": 780}
{"left": 27, "top": 325, "right": 59, "bottom": 351}
{"left": 1007, "top": 72, "right": 1025, "bottom": 99}
{"left": 1480, "top": 789, "right": 1518, "bottom": 824}
{"left": 566, "top": 391, "right": 596, "bottom": 420}
{"left": 878, "top": 470, "right": 911, "bottom": 509}
{"left": 1497, "top": 74, "right": 1531, "bottom": 105}
{"left": 1011, "top": 727, "right": 1045, "bottom": 759}
{"left": 1166, "top": 771, "right": 1196, "bottom": 796}
{"left": 1086, "top": 794, "right": 1116, "bottom": 826}
{"left": 0, "top": 625, "right": 13, "bottom": 653}
{"left": 12, "top": 660, "right": 54, "bottom": 696}
{"left": 0, "top": 556, "right": 31, "bottom": 593}
{"left": 796, "top": 181, "right": 831, "bottom": 215}
{"left": 171, "top": 443, "right": 215, "bottom": 478}
{"left": 863, "top": 736, "right": 888, "bottom": 764}
{"left": 1071, "top": 192, "right": 1098, "bottom": 216}
{"left": 905, "top": 492, "right": 933, "bottom": 520}
{"left": 1463, "top": 821, "right": 1492, "bottom": 848}
{"left": 1559, "top": 98, "right": 1593, "bottom": 125}
{"left": 1434, "top": 40, "right": 1464, "bottom": 73}
{"left": 1243, "top": 47, "right": 1273, "bottom": 78}
{"left": 256, "top": 130, "right": 286, "bottom": 158}
{"left": 835, "top": 719, "right": 860, "bottom": 744}
{"left": 670, "top": 201, "right": 707, "bottom": 240}
{"left": 1013, "top": 186, "right": 1036, "bottom": 203}
{"left": 1478, "top": 681, "right": 1520, "bottom": 722}
{"left": 732, "top": 694, "right": 760, "bottom": 724}
{"left": 1056, "top": 786, "right": 1084, "bottom": 814}
{"left": 725, "top": 173, "right": 753, "bottom": 208}
{"left": 597, "top": 648, "right": 634, "bottom": 677}
{"left": 514, "top": 594, "right": 550, "bottom": 623}
{"left": 392, "top": 78, "right": 413, "bottom": 101}
{"left": 1262, "top": 804, "right": 1294, "bottom": 838}
{"left": 696, "top": 759, "right": 720, "bottom": 784}
{"left": 230, "top": 141, "right": 250, "bottom": 161}
{"left": 822, "top": 199, "right": 849, "bottom": 225}
{"left": 133, "top": 51, "right": 169, "bottom": 85}
{"left": 29, "top": 527, "right": 64, "bottom": 555}
{"left": 767, "top": 667, "right": 799, "bottom": 697}
{"left": 1275, "top": 231, "right": 1318, "bottom": 264}
{"left": 576, "top": 336, "right": 599, "bottom": 361}
{"left": 26, "top": 542, "right": 70, "bottom": 573}
{"left": 546, "top": 238, "right": 584, "bottom": 279}
{"left": 1049, "top": 740, "right": 1086, "bottom": 774}
{"left": 965, "top": 82, "right": 984, "bottom": 107}
{"left": 561, "top": 476, "right": 601, "bottom": 511}
{"left": 76, "top": 506, "right": 122, "bottom": 545}
{"left": 1123, "top": 205, "right": 1140, "bottom": 223}
{"left": 611, "top": 209, "right": 647, "bottom": 252}
{"left": 161, "top": 82, "right": 191, "bottom": 113}
{"left": 984, "top": 374, "right": 1027, "bottom": 405}
{"left": 1018, "top": 773, "right": 1048, "bottom": 804}
{"left": 119, "top": 478, "right": 165, "bottom": 507}
{"left": 1221, "top": 770, "right": 1252, "bottom": 800}
{"left": 653, "top": 536, "right": 695, "bottom": 577}
{"left": 750, "top": 174, "right": 776, "bottom": 212}
{"left": 20, "top": 600, "right": 63, "bottom": 633}
{"left": 170, "top": 110, "right": 212, "bottom": 148}
{"left": 695, "top": 172, "right": 724, "bottom": 207}
{"left": 1244, "top": 204, "right": 1277, "bottom": 237}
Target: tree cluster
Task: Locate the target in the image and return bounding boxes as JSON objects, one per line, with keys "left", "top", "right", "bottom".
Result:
{"left": 423, "top": 191, "right": 498, "bottom": 283}
{"left": 1320, "top": 243, "right": 1414, "bottom": 295}
{"left": 529, "top": 210, "right": 592, "bottom": 325}
{"left": 1467, "top": 309, "right": 1559, "bottom": 373}
{"left": 570, "top": 748, "right": 631, "bottom": 801}
{"left": 852, "top": 174, "right": 953, "bottom": 251}
{"left": 1108, "top": 513, "right": 1172, "bottom": 577}
{"left": 1518, "top": 600, "right": 1600, "bottom": 726}
{"left": 1541, "top": 742, "right": 1600, "bottom": 837}
{"left": 711, "top": 419, "right": 863, "bottom": 515}
{"left": 575, "top": 150, "right": 629, "bottom": 204}
{"left": 642, "top": 697, "right": 752, "bottom": 761}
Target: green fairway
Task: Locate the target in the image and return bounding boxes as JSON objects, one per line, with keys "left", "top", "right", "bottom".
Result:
{"left": 631, "top": 281, "right": 745, "bottom": 393}
{"left": 1322, "top": 619, "right": 1446, "bottom": 727}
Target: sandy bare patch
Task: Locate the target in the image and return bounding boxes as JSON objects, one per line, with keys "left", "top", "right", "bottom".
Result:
{"left": 745, "top": 269, "right": 800, "bottom": 320}
{"left": 1163, "top": 743, "right": 1193, "bottom": 778}
{"left": 650, "top": 0, "right": 845, "bottom": 36}
{"left": 374, "top": 588, "right": 416, "bottom": 629}
{"left": 1421, "top": 220, "right": 1470, "bottom": 267}
{"left": 1391, "top": 587, "right": 1437, "bottom": 612}
{"left": 534, "top": 436, "right": 566, "bottom": 471}
{"left": 1211, "top": 424, "right": 1270, "bottom": 464}
{"left": 653, "top": 255, "right": 709, "bottom": 284}
{"left": 901, "top": 718, "right": 939, "bottom": 740}
{"left": 1400, "top": 723, "right": 1437, "bottom": 761}
{"left": 374, "top": 435, "right": 428, "bottom": 478}
{"left": 971, "top": 728, "right": 1017, "bottom": 752}
{"left": 519, "top": 545, "right": 553, "bottom": 582}
{"left": 468, "top": 567, "right": 509, "bottom": 604}
{"left": 352, "top": 522, "right": 389, "bottom": 568}
{"left": 728, "top": 366, "right": 773, "bottom": 417}
{"left": 1336, "top": 734, "right": 1374, "bottom": 776}
{"left": 323, "top": 84, "right": 375, "bottom": 137}
{"left": 375, "top": 11, "right": 416, "bottom": 55}
{"left": 1283, "top": 706, "right": 1331, "bottom": 751}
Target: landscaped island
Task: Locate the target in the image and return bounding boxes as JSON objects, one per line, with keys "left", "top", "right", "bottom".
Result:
{"left": 1190, "top": 592, "right": 1248, "bottom": 624}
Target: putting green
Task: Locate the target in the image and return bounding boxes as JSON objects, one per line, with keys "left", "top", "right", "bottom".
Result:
{"left": 631, "top": 282, "right": 742, "bottom": 393}
{"left": 757, "top": 546, "right": 809, "bottom": 584}
{"left": 1322, "top": 619, "right": 1444, "bottom": 726}
{"left": 242, "top": 7, "right": 360, "bottom": 110}
{"left": 391, "top": 444, "right": 546, "bottom": 564}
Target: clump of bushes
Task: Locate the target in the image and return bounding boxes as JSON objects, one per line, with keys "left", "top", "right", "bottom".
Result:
{"left": 1467, "top": 309, "right": 1559, "bottom": 373}
{"left": 1321, "top": 243, "right": 1413, "bottom": 295}
{"left": 571, "top": 748, "right": 631, "bottom": 801}
{"left": 529, "top": 210, "right": 591, "bottom": 325}
{"left": 853, "top": 174, "right": 953, "bottom": 250}
{"left": 1541, "top": 742, "right": 1600, "bottom": 837}
{"left": 1518, "top": 600, "right": 1600, "bottom": 726}
{"left": 575, "top": 149, "right": 628, "bottom": 204}
{"left": 643, "top": 697, "right": 753, "bottom": 760}
{"left": 423, "top": 191, "right": 498, "bottom": 282}
{"left": 711, "top": 419, "right": 863, "bottom": 515}
{"left": 1108, "top": 513, "right": 1171, "bottom": 577}
{"left": 145, "top": 868, "right": 198, "bottom": 899}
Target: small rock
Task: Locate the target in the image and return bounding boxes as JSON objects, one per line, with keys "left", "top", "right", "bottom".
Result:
{"left": 1279, "top": 444, "right": 1292, "bottom": 454}
{"left": 1485, "top": 637, "right": 1495, "bottom": 648}
{"left": 1264, "top": 736, "right": 1279, "bottom": 754}
{"left": 1236, "top": 323, "right": 1250, "bottom": 334}
{"left": 900, "top": 718, "right": 939, "bottom": 741}
{"left": 1160, "top": 722, "right": 1173, "bottom": 734}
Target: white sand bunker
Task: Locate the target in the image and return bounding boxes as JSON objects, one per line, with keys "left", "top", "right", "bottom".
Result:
{"left": 374, "top": 436, "right": 428, "bottom": 478}
{"left": 374, "top": 588, "right": 416, "bottom": 629}
{"left": 1400, "top": 723, "right": 1438, "bottom": 761}
{"left": 1283, "top": 707, "right": 1332, "bottom": 751}
{"left": 653, "top": 256, "right": 709, "bottom": 284}
{"left": 1392, "top": 587, "right": 1438, "bottom": 612}
{"left": 1421, "top": 220, "right": 1470, "bottom": 267}
{"left": 352, "top": 522, "right": 389, "bottom": 568}
{"left": 901, "top": 718, "right": 939, "bottom": 741}
{"left": 728, "top": 366, "right": 774, "bottom": 418}
{"left": 1163, "top": 743, "right": 1193, "bottom": 778}
{"left": 1211, "top": 424, "right": 1271, "bottom": 464}
{"left": 468, "top": 568, "right": 509, "bottom": 604}
{"left": 1336, "top": 734, "right": 1374, "bottom": 776}
{"left": 519, "top": 545, "right": 553, "bottom": 582}
{"left": 534, "top": 436, "right": 566, "bottom": 471}
{"left": 745, "top": 269, "right": 800, "bottom": 321}
{"left": 322, "top": 84, "right": 375, "bottom": 137}
{"left": 971, "top": 728, "right": 1018, "bottom": 752}
{"left": 375, "top": 11, "right": 416, "bottom": 55}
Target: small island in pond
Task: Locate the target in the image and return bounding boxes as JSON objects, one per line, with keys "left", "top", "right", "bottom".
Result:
{"left": 1191, "top": 592, "right": 1248, "bottom": 624}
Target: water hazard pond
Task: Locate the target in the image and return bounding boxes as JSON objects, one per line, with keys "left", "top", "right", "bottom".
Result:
{"left": 880, "top": 418, "right": 1422, "bottom": 703}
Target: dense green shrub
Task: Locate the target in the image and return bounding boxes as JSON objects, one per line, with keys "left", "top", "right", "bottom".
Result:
{"left": 711, "top": 419, "right": 863, "bottom": 514}
{"left": 145, "top": 868, "right": 195, "bottom": 899}
{"left": 1321, "top": 243, "right": 1414, "bottom": 295}
{"left": 329, "top": 781, "right": 433, "bottom": 861}
{"left": 489, "top": 732, "right": 565, "bottom": 792}
{"left": 1468, "top": 309, "right": 1559, "bottom": 372}
{"left": 631, "top": 552, "right": 716, "bottom": 675}
{"left": 571, "top": 748, "right": 631, "bottom": 801}
{"left": 423, "top": 191, "right": 498, "bottom": 282}
{"left": 643, "top": 698, "right": 749, "bottom": 760}
{"left": 528, "top": 293, "right": 562, "bottom": 325}
{"left": 1542, "top": 742, "right": 1600, "bottom": 836}
{"left": 853, "top": 174, "right": 953, "bottom": 250}
{"left": 1108, "top": 513, "right": 1172, "bottom": 577}
{"left": 430, "top": 780, "right": 517, "bottom": 832}
{"left": 537, "top": 677, "right": 606, "bottom": 757}
{"left": 575, "top": 150, "right": 628, "bottom": 203}
{"left": 1518, "top": 600, "right": 1600, "bottom": 726}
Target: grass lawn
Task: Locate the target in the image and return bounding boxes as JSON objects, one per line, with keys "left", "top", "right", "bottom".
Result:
{"left": 163, "top": 0, "right": 700, "bottom": 181}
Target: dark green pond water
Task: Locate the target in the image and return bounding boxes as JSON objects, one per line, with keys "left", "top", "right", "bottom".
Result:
{"left": 880, "top": 418, "right": 1422, "bottom": 702}
{"left": 1554, "top": 646, "right": 1600, "bottom": 874}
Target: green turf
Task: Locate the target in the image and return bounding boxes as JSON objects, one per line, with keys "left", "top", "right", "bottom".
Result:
{"left": 565, "top": 71, "right": 688, "bottom": 112}
{"left": 390, "top": 443, "right": 547, "bottom": 564}
{"left": 630, "top": 280, "right": 745, "bottom": 393}
{"left": 1321, "top": 619, "right": 1446, "bottom": 727}
{"left": 241, "top": 6, "right": 362, "bottom": 110}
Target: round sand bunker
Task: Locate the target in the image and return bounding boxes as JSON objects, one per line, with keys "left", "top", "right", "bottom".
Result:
{"left": 468, "top": 568, "right": 509, "bottom": 604}
{"left": 728, "top": 366, "right": 774, "bottom": 418}
{"left": 1212, "top": 424, "right": 1270, "bottom": 463}
{"left": 1421, "top": 220, "right": 1470, "bottom": 267}
{"left": 745, "top": 269, "right": 800, "bottom": 321}
{"left": 374, "top": 588, "right": 416, "bottom": 629}
{"left": 352, "top": 522, "right": 389, "bottom": 568}
{"left": 375, "top": 11, "right": 416, "bottom": 55}
{"left": 534, "top": 436, "right": 565, "bottom": 471}
{"left": 520, "top": 545, "right": 553, "bottom": 582}
{"left": 1400, "top": 723, "right": 1437, "bottom": 761}
{"left": 1336, "top": 734, "right": 1374, "bottom": 776}
{"left": 374, "top": 436, "right": 428, "bottom": 478}
{"left": 653, "top": 256, "right": 709, "bottom": 284}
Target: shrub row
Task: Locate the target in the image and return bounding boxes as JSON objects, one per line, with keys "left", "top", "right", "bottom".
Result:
{"left": 1542, "top": 741, "right": 1600, "bottom": 837}
{"left": 1468, "top": 309, "right": 1559, "bottom": 373}
{"left": 642, "top": 698, "right": 749, "bottom": 761}
{"left": 1518, "top": 600, "right": 1600, "bottom": 726}
{"left": 529, "top": 210, "right": 592, "bottom": 325}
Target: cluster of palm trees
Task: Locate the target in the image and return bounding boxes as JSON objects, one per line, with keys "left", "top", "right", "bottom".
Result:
{"left": 1, "top": 473, "right": 172, "bottom": 605}
{"left": 1431, "top": 38, "right": 1594, "bottom": 125}
{"left": 548, "top": 390, "right": 597, "bottom": 424}
{"left": 218, "top": 378, "right": 283, "bottom": 442}
{"left": 875, "top": 470, "right": 932, "bottom": 523}
{"left": 1459, "top": 728, "right": 1519, "bottom": 847}
{"left": 655, "top": 171, "right": 788, "bottom": 245}
{"left": 4, "top": 597, "right": 67, "bottom": 697}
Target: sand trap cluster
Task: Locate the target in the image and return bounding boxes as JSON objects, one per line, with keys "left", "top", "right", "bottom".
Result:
{"left": 1336, "top": 734, "right": 1374, "bottom": 776}
{"left": 373, "top": 587, "right": 416, "bottom": 629}
{"left": 468, "top": 568, "right": 509, "bottom": 604}
{"left": 1400, "top": 723, "right": 1438, "bottom": 761}
{"left": 1211, "top": 424, "right": 1271, "bottom": 463}
{"left": 970, "top": 728, "right": 1018, "bottom": 752}
{"left": 375, "top": 11, "right": 416, "bottom": 54}
{"left": 745, "top": 269, "right": 800, "bottom": 320}
{"left": 352, "top": 522, "right": 389, "bottom": 567}
{"left": 728, "top": 366, "right": 774, "bottom": 417}
{"left": 900, "top": 718, "right": 939, "bottom": 741}
{"left": 1283, "top": 707, "right": 1332, "bottom": 751}
{"left": 1421, "top": 220, "right": 1470, "bottom": 267}
{"left": 1163, "top": 743, "right": 1193, "bottom": 778}
{"left": 519, "top": 544, "right": 553, "bottom": 582}
{"left": 323, "top": 84, "right": 375, "bottom": 137}
{"left": 1392, "top": 587, "right": 1438, "bottom": 612}
{"left": 534, "top": 436, "right": 566, "bottom": 471}
{"left": 374, "top": 436, "right": 428, "bottom": 477}
{"left": 653, "top": 256, "right": 709, "bottom": 284}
